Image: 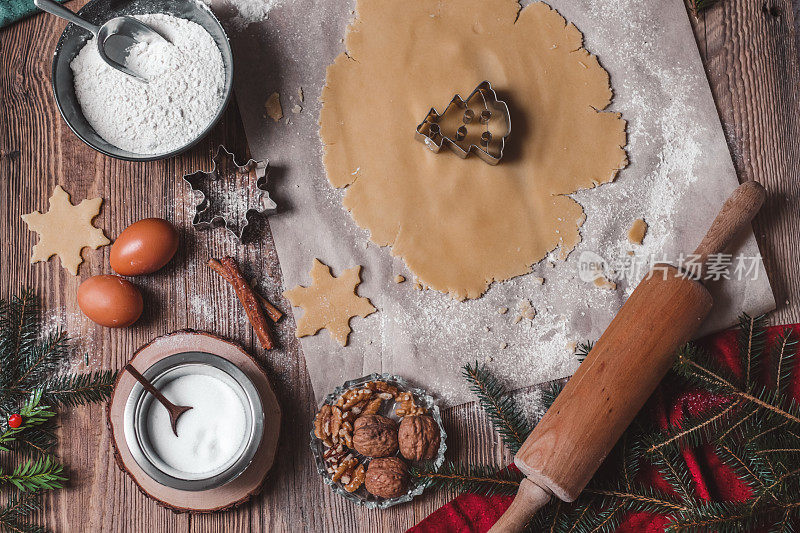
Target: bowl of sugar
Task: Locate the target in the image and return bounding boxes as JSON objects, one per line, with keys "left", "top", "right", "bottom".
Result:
{"left": 123, "top": 351, "right": 264, "bottom": 491}
{"left": 50, "top": 0, "right": 233, "bottom": 161}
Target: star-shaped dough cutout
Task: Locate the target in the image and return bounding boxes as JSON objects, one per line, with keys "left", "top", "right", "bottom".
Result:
{"left": 283, "top": 259, "right": 376, "bottom": 346}
{"left": 21, "top": 185, "right": 110, "bottom": 275}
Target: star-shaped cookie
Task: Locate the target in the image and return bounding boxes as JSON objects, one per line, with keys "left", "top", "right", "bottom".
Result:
{"left": 283, "top": 259, "right": 376, "bottom": 346}
{"left": 21, "top": 185, "right": 110, "bottom": 275}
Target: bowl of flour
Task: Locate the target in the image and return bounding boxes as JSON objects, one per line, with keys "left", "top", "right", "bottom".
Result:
{"left": 51, "top": 0, "right": 233, "bottom": 161}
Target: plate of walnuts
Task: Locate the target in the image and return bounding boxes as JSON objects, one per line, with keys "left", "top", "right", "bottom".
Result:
{"left": 310, "top": 373, "right": 446, "bottom": 508}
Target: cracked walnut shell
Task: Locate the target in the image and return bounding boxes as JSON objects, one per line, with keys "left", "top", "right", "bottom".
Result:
{"left": 398, "top": 415, "right": 441, "bottom": 461}
{"left": 352, "top": 414, "right": 399, "bottom": 457}
{"left": 365, "top": 457, "right": 409, "bottom": 499}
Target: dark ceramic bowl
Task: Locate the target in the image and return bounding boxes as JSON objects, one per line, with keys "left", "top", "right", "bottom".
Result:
{"left": 50, "top": 0, "right": 233, "bottom": 161}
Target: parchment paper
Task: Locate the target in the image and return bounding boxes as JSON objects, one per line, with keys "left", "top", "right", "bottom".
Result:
{"left": 219, "top": 0, "right": 775, "bottom": 407}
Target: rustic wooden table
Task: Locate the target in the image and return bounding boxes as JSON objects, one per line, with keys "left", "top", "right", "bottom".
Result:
{"left": 1, "top": 0, "right": 798, "bottom": 531}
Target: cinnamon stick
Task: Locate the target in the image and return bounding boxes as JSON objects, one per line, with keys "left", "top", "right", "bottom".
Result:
{"left": 208, "top": 260, "right": 282, "bottom": 323}
{"left": 252, "top": 288, "right": 283, "bottom": 323}
{"left": 208, "top": 257, "right": 274, "bottom": 350}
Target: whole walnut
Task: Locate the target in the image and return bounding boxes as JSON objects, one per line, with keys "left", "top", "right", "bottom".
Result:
{"left": 365, "top": 457, "right": 409, "bottom": 498}
{"left": 398, "top": 415, "right": 441, "bottom": 461}
{"left": 352, "top": 414, "right": 399, "bottom": 457}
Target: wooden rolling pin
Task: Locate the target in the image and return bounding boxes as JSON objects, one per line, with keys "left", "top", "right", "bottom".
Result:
{"left": 489, "top": 180, "right": 766, "bottom": 532}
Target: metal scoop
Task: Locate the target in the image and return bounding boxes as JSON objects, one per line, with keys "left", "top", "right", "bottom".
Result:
{"left": 34, "top": 0, "right": 166, "bottom": 82}
{"left": 124, "top": 364, "right": 193, "bottom": 437}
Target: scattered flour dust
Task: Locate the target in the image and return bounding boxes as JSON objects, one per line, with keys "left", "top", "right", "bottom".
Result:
{"left": 203, "top": 0, "right": 282, "bottom": 31}
{"left": 70, "top": 13, "right": 225, "bottom": 155}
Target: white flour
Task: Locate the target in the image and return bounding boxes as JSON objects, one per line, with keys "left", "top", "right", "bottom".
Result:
{"left": 202, "top": 0, "right": 282, "bottom": 31}
{"left": 70, "top": 13, "right": 225, "bottom": 155}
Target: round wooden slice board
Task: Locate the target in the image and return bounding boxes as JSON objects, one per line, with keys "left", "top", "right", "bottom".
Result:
{"left": 107, "top": 330, "right": 281, "bottom": 513}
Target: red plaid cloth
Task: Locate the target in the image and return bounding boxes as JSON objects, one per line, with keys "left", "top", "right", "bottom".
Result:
{"left": 410, "top": 323, "right": 800, "bottom": 532}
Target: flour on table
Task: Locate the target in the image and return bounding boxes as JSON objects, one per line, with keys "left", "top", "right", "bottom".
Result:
{"left": 70, "top": 13, "right": 225, "bottom": 155}
{"left": 202, "top": 0, "right": 282, "bottom": 31}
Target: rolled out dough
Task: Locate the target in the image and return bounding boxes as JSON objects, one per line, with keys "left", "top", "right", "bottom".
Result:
{"left": 320, "top": 0, "right": 628, "bottom": 300}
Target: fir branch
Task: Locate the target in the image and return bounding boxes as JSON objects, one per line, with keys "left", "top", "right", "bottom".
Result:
{"left": 425, "top": 316, "right": 800, "bottom": 532}
{"left": 0, "top": 289, "right": 115, "bottom": 532}
{"left": 584, "top": 484, "right": 688, "bottom": 514}
{"left": 648, "top": 445, "right": 695, "bottom": 501}
{"left": 0, "top": 291, "right": 39, "bottom": 389}
{"left": 673, "top": 344, "right": 737, "bottom": 391}
{"left": 575, "top": 341, "right": 594, "bottom": 363}
{"left": 739, "top": 313, "right": 768, "bottom": 391}
{"left": 541, "top": 380, "right": 564, "bottom": 411}
{"left": 462, "top": 362, "right": 532, "bottom": 454}
{"left": 0, "top": 456, "right": 66, "bottom": 492}
{"left": 772, "top": 329, "right": 797, "bottom": 397}
{"left": 581, "top": 501, "right": 626, "bottom": 533}
{"left": 12, "top": 330, "right": 70, "bottom": 392}
{"left": 645, "top": 399, "right": 741, "bottom": 453}
{"left": 35, "top": 370, "right": 117, "bottom": 407}
{"left": 411, "top": 463, "right": 522, "bottom": 496}
{"left": 0, "top": 491, "right": 46, "bottom": 533}
{"left": 527, "top": 499, "right": 564, "bottom": 533}
{"left": 771, "top": 505, "right": 798, "bottom": 533}
{"left": 5, "top": 429, "right": 59, "bottom": 458}
{"left": 716, "top": 441, "right": 777, "bottom": 503}
{"left": 561, "top": 498, "right": 596, "bottom": 533}
{"left": 666, "top": 500, "right": 800, "bottom": 533}
{"left": 0, "top": 391, "right": 55, "bottom": 453}
{"left": 673, "top": 336, "right": 800, "bottom": 429}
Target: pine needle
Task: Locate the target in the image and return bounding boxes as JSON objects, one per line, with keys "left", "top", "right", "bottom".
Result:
{"left": 0, "top": 455, "right": 66, "bottom": 492}
{"left": 462, "top": 362, "right": 532, "bottom": 454}
{"left": 422, "top": 315, "right": 800, "bottom": 532}
{"left": 411, "top": 463, "right": 522, "bottom": 496}
{"left": 0, "top": 289, "right": 116, "bottom": 530}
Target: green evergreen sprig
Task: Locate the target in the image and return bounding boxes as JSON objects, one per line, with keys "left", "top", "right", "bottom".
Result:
{"left": 462, "top": 362, "right": 533, "bottom": 454}
{"left": 412, "top": 463, "right": 523, "bottom": 496}
{"left": 0, "top": 456, "right": 66, "bottom": 492}
{"left": 415, "top": 313, "right": 800, "bottom": 532}
{"left": 0, "top": 390, "right": 55, "bottom": 453}
{"left": 0, "top": 491, "right": 46, "bottom": 533}
{"left": 0, "top": 289, "right": 117, "bottom": 532}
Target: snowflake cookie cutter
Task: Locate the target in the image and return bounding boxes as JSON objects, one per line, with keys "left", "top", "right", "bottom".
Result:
{"left": 415, "top": 81, "right": 511, "bottom": 165}
{"left": 183, "top": 145, "right": 277, "bottom": 241}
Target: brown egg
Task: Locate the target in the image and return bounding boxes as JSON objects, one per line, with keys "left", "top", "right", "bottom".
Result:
{"left": 78, "top": 275, "right": 143, "bottom": 328}
{"left": 110, "top": 218, "right": 179, "bottom": 276}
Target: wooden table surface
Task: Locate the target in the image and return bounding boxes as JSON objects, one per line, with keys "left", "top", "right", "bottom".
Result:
{"left": 1, "top": 0, "right": 799, "bottom": 531}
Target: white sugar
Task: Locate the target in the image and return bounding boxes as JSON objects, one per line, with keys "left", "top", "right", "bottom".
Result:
{"left": 145, "top": 372, "right": 247, "bottom": 475}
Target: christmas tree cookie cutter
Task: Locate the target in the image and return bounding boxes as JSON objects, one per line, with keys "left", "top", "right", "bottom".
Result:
{"left": 415, "top": 81, "right": 511, "bottom": 165}
{"left": 183, "top": 145, "right": 277, "bottom": 241}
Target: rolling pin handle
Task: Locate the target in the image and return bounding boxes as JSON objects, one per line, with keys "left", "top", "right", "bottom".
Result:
{"left": 488, "top": 478, "right": 551, "bottom": 533}
{"left": 693, "top": 180, "right": 766, "bottom": 274}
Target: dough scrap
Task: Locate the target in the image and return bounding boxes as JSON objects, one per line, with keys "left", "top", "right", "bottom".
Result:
{"left": 21, "top": 185, "right": 110, "bottom": 275}
{"left": 627, "top": 218, "right": 648, "bottom": 244}
{"left": 283, "top": 259, "right": 376, "bottom": 346}
{"left": 320, "top": 0, "right": 627, "bottom": 300}
{"left": 265, "top": 92, "right": 283, "bottom": 121}
{"left": 593, "top": 275, "right": 617, "bottom": 291}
